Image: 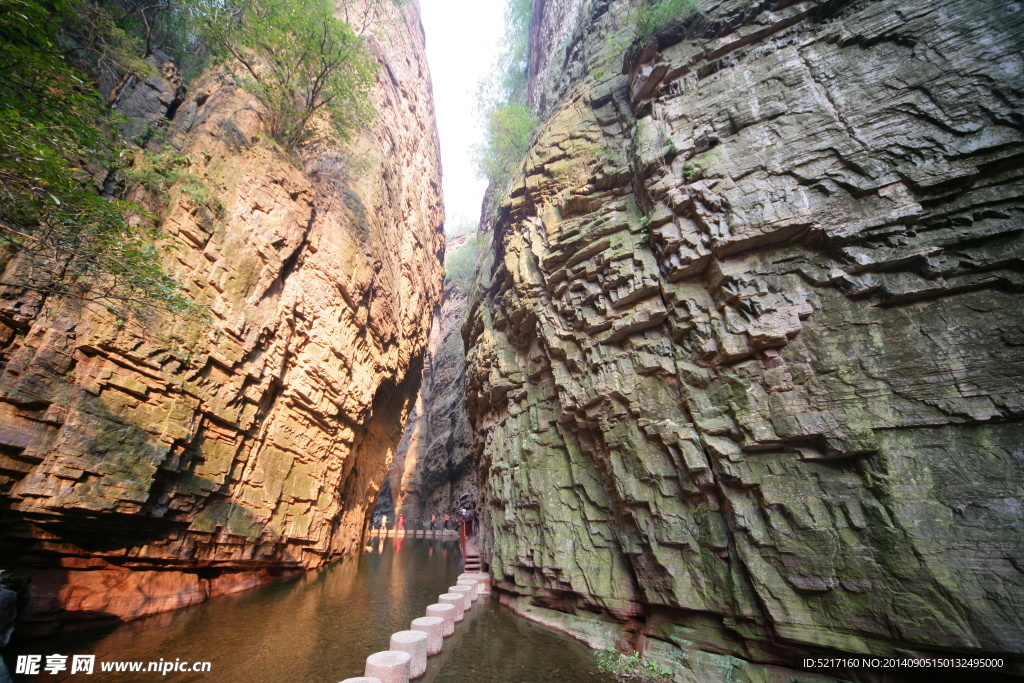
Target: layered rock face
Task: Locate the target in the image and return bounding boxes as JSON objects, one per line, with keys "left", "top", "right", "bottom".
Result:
{"left": 464, "top": 0, "right": 1024, "bottom": 677}
{"left": 380, "top": 234, "right": 478, "bottom": 527}
{"left": 0, "top": 3, "right": 443, "bottom": 634}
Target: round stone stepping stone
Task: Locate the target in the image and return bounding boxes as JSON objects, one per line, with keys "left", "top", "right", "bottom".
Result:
{"left": 364, "top": 650, "right": 410, "bottom": 683}
{"left": 456, "top": 579, "right": 479, "bottom": 601}
{"left": 449, "top": 585, "right": 474, "bottom": 607}
{"left": 438, "top": 592, "right": 465, "bottom": 621}
{"left": 390, "top": 630, "right": 427, "bottom": 679}
{"left": 463, "top": 572, "right": 491, "bottom": 594}
{"left": 410, "top": 616, "right": 444, "bottom": 655}
{"left": 425, "top": 603, "right": 455, "bottom": 636}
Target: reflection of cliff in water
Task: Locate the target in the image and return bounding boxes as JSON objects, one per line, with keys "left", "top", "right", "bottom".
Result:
{"left": 1, "top": 538, "right": 616, "bottom": 682}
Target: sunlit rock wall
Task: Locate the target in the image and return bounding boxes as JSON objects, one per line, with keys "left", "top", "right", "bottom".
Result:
{"left": 0, "top": 2, "right": 444, "bottom": 634}
{"left": 464, "top": 0, "right": 1024, "bottom": 677}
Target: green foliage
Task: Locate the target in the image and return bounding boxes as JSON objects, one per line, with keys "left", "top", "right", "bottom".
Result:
{"left": 61, "top": 0, "right": 156, "bottom": 90}
{"left": 593, "top": 0, "right": 699, "bottom": 81}
{"left": 498, "top": 0, "right": 531, "bottom": 99}
{"left": 445, "top": 216, "right": 478, "bottom": 240}
{"left": 634, "top": 0, "right": 697, "bottom": 41}
{"left": 201, "top": 0, "right": 377, "bottom": 150}
{"left": 476, "top": 102, "right": 536, "bottom": 187}
{"left": 0, "top": 0, "right": 386, "bottom": 327}
{"left": 112, "top": 0, "right": 213, "bottom": 86}
{"left": 60, "top": 0, "right": 210, "bottom": 95}
{"left": 0, "top": 0, "right": 204, "bottom": 321}
{"left": 595, "top": 649, "right": 672, "bottom": 682}
{"left": 444, "top": 236, "right": 483, "bottom": 289}
{"left": 121, "top": 147, "right": 223, "bottom": 216}
{"left": 474, "top": 0, "right": 537, "bottom": 208}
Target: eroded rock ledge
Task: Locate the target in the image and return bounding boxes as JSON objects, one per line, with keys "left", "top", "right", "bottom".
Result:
{"left": 0, "top": 2, "right": 444, "bottom": 635}
{"left": 464, "top": 0, "right": 1024, "bottom": 678}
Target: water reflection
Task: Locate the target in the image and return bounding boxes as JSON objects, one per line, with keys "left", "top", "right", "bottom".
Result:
{"left": 3, "top": 538, "right": 616, "bottom": 682}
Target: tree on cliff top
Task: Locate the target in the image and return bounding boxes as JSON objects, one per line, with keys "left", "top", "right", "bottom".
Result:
{"left": 473, "top": 0, "right": 536, "bottom": 210}
{"left": 0, "top": 0, "right": 202, "bottom": 320}
{"left": 201, "top": 0, "right": 378, "bottom": 151}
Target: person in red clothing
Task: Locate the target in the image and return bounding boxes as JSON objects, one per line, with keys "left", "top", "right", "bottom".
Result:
{"left": 397, "top": 514, "right": 405, "bottom": 531}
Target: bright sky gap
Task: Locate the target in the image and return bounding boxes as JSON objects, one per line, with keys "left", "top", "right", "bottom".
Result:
{"left": 420, "top": 0, "right": 506, "bottom": 235}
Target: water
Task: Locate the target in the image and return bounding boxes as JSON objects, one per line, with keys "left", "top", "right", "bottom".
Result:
{"left": 2, "top": 537, "right": 617, "bottom": 682}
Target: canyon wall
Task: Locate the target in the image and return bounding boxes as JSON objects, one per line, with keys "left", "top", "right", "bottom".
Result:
{"left": 464, "top": 0, "right": 1024, "bottom": 678}
{"left": 380, "top": 233, "right": 478, "bottom": 528}
{"left": 0, "top": 2, "right": 444, "bottom": 634}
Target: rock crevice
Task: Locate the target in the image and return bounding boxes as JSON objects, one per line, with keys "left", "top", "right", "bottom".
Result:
{"left": 379, "top": 234, "right": 479, "bottom": 528}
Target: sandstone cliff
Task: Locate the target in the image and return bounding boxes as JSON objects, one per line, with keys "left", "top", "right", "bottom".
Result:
{"left": 380, "top": 233, "right": 478, "bottom": 527}
{"left": 464, "top": 0, "right": 1024, "bottom": 678}
{"left": 0, "top": 2, "right": 444, "bottom": 634}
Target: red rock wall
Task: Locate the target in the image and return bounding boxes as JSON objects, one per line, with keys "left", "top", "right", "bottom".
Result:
{"left": 0, "top": 2, "right": 443, "bottom": 635}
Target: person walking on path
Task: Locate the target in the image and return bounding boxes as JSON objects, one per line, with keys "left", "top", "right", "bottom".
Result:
{"left": 397, "top": 514, "right": 405, "bottom": 531}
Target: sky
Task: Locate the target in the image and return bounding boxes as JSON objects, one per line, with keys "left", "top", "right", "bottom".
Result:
{"left": 419, "top": 0, "right": 506, "bottom": 236}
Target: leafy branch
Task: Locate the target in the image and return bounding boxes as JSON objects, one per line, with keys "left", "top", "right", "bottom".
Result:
{"left": 474, "top": 0, "right": 537, "bottom": 212}
{"left": 201, "top": 0, "right": 378, "bottom": 151}
{"left": 0, "top": 0, "right": 204, "bottom": 322}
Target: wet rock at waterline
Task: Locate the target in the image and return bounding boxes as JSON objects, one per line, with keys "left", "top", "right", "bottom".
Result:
{"left": 0, "top": 2, "right": 443, "bottom": 634}
{"left": 463, "top": 0, "right": 1024, "bottom": 675}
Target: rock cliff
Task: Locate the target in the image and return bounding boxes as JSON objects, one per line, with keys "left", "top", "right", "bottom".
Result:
{"left": 464, "top": 0, "right": 1024, "bottom": 677}
{"left": 380, "top": 233, "right": 478, "bottom": 527}
{"left": 0, "top": 2, "right": 443, "bottom": 634}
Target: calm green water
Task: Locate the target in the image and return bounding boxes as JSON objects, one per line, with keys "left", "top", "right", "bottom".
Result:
{"left": 2, "top": 537, "right": 616, "bottom": 682}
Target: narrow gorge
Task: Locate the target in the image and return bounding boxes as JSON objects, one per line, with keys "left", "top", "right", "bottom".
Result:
{"left": 1, "top": 0, "right": 1022, "bottom": 681}
{"left": 377, "top": 233, "right": 478, "bottom": 529}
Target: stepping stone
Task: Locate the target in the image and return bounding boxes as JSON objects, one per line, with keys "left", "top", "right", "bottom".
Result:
{"left": 438, "top": 593, "right": 466, "bottom": 621}
{"left": 364, "top": 651, "right": 410, "bottom": 683}
{"left": 459, "top": 572, "right": 492, "bottom": 595}
{"left": 449, "top": 585, "right": 473, "bottom": 606}
{"left": 411, "top": 616, "right": 445, "bottom": 655}
{"left": 425, "top": 603, "right": 455, "bottom": 636}
{"left": 456, "top": 579, "right": 479, "bottom": 601}
{"left": 390, "top": 631, "right": 427, "bottom": 679}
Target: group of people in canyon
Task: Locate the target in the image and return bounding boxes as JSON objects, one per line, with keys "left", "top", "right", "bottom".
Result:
{"left": 372, "top": 508, "right": 477, "bottom": 532}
